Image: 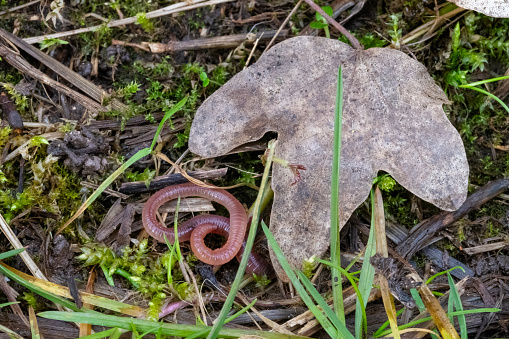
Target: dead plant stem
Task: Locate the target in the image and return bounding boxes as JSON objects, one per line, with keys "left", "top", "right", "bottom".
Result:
{"left": 301, "top": 0, "right": 361, "bottom": 49}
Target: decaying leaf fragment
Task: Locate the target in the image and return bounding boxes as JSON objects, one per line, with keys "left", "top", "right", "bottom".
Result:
{"left": 189, "top": 37, "right": 469, "bottom": 281}
{"left": 450, "top": 0, "right": 509, "bottom": 18}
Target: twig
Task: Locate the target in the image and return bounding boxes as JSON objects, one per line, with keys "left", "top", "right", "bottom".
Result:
{"left": 264, "top": 0, "right": 303, "bottom": 53}
{"left": 396, "top": 176, "right": 509, "bottom": 259}
{"left": 244, "top": 33, "right": 262, "bottom": 68}
{"left": 0, "top": 214, "right": 46, "bottom": 280}
{"left": 0, "top": 43, "right": 108, "bottom": 114}
{"left": 301, "top": 0, "right": 361, "bottom": 49}
{"left": 112, "top": 30, "right": 289, "bottom": 54}
{"left": 0, "top": 28, "right": 127, "bottom": 112}
{"left": 23, "top": 0, "right": 236, "bottom": 44}
{"left": 0, "top": 0, "right": 40, "bottom": 16}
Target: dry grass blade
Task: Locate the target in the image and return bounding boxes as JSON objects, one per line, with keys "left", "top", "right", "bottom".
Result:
{"left": 4, "top": 132, "right": 64, "bottom": 163}
{"left": 29, "top": 306, "right": 41, "bottom": 339}
{"left": 417, "top": 284, "right": 460, "bottom": 339}
{"left": 0, "top": 263, "right": 147, "bottom": 317}
{"left": 462, "top": 241, "right": 509, "bottom": 255}
{"left": 0, "top": 0, "right": 40, "bottom": 16}
{"left": 0, "top": 28, "right": 126, "bottom": 112}
{"left": 372, "top": 186, "right": 401, "bottom": 339}
{"left": 156, "top": 153, "right": 245, "bottom": 189}
{"left": 23, "top": 0, "right": 236, "bottom": 44}
{"left": 0, "top": 214, "right": 46, "bottom": 280}
{"left": 0, "top": 43, "right": 108, "bottom": 114}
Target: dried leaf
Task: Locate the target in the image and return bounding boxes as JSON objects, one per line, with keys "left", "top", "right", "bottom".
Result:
{"left": 189, "top": 37, "right": 468, "bottom": 281}
{"left": 450, "top": 0, "right": 509, "bottom": 18}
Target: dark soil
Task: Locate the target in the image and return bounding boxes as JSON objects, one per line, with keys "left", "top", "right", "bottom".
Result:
{"left": 0, "top": 0, "right": 508, "bottom": 338}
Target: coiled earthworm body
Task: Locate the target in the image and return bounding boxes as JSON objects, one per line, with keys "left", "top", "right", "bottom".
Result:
{"left": 142, "top": 183, "right": 269, "bottom": 275}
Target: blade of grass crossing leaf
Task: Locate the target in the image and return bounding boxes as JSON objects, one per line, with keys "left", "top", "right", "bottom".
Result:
{"left": 76, "top": 328, "right": 120, "bottom": 339}
{"left": 355, "top": 188, "right": 376, "bottom": 339}
{"left": 447, "top": 272, "right": 467, "bottom": 339}
{"left": 262, "top": 221, "right": 354, "bottom": 339}
{"left": 58, "top": 96, "right": 188, "bottom": 234}
{"left": 206, "top": 140, "right": 277, "bottom": 339}
{"left": 331, "top": 65, "right": 345, "bottom": 324}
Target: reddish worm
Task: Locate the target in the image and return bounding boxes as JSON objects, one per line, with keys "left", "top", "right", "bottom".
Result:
{"left": 142, "top": 183, "right": 269, "bottom": 275}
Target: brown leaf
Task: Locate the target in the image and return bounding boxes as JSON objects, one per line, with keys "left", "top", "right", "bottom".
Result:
{"left": 450, "top": 0, "right": 509, "bottom": 18}
{"left": 189, "top": 37, "right": 468, "bottom": 281}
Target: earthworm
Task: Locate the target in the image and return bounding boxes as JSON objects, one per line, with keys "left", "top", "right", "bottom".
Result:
{"left": 142, "top": 183, "right": 269, "bottom": 275}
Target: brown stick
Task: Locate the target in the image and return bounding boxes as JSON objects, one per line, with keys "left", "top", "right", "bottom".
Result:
{"left": 0, "top": 43, "right": 107, "bottom": 114}
{"left": 112, "top": 30, "right": 289, "bottom": 54}
{"left": 0, "top": 28, "right": 127, "bottom": 112}
{"left": 396, "top": 177, "right": 509, "bottom": 259}
{"left": 300, "top": 0, "right": 361, "bottom": 49}
{"left": 264, "top": 0, "right": 303, "bottom": 53}
{"left": 118, "top": 168, "right": 228, "bottom": 194}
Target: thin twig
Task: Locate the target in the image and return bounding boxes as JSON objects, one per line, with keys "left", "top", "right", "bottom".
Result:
{"left": 264, "top": 0, "right": 303, "bottom": 53}
{"left": 0, "top": 0, "right": 40, "bottom": 16}
{"left": 23, "top": 0, "right": 236, "bottom": 44}
{"left": 301, "top": 0, "right": 361, "bottom": 49}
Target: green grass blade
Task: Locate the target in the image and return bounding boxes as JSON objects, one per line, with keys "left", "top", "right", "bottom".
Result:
{"left": 39, "top": 311, "right": 311, "bottom": 339}
{"left": 355, "top": 188, "right": 376, "bottom": 339}
{"left": 262, "top": 221, "right": 354, "bottom": 339}
{"left": 150, "top": 96, "right": 188, "bottom": 150}
{"left": 206, "top": 140, "right": 277, "bottom": 339}
{"left": 410, "top": 288, "right": 425, "bottom": 312}
{"left": 425, "top": 266, "right": 465, "bottom": 285}
{"left": 186, "top": 329, "right": 210, "bottom": 339}
{"left": 224, "top": 298, "right": 257, "bottom": 324}
{"left": 59, "top": 96, "right": 188, "bottom": 233}
{"left": 0, "top": 262, "right": 85, "bottom": 313}
{"left": 0, "top": 248, "right": 25, "bottom": 260}
{"left": 460, "top": 86, "right": 509, "bottom": 114}
{"left": 459, "top": 75, "right": 509, "bottom": 88}
{"left": 447, "top": 272, "right": 467, "bottom": 339}
{"left": 331, "top": 65, "right": 345, "bottom": 324}
{"left": 59, "top": 147, "right": 152, "bottom": 232}
{"left": 78, "top": 328, "right": 121, "bottom": 339}
{"left": 0, "top": 302, "right": 19, "bottom": 308}
{"left": 372, "top": 308, "right": 405, "bottom": 338}
{"left": 374, "top": 308, "right": 500, "bottom": 337}
{"left": 0, "top": 323, "right": 24, "bottom": 339}
{"left": 297, "top": 271, "right": 344, "bottom": 330}
{"left": 316, "top": 259, "right": 367, "bottom": 336}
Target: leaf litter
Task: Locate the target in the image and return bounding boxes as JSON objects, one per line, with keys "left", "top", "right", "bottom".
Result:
{"left": 189, "top": 36, "right": 469, "bottom": 281}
